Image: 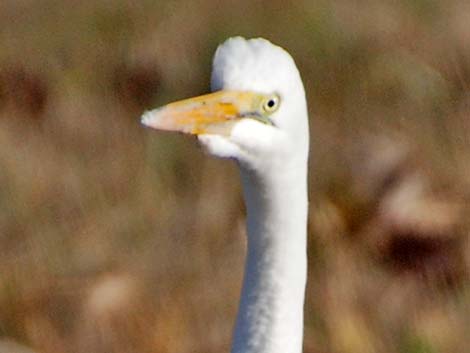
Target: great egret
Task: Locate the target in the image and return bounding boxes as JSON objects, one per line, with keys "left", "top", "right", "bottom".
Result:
{"left": 142, "top": 37, "right": 309, "bottom": 353}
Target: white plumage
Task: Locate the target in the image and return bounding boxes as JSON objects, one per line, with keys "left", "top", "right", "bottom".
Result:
{"left": 142, "top": 37, "right": 309, "bottom": 353}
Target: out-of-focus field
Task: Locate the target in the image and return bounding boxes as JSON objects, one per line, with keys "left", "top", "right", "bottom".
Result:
{"left": 0, "top": 0, "right": 469, "bottom": 352}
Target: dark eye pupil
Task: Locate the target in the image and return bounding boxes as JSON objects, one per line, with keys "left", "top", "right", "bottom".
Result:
{"left": 267, "top": 99, "right": 275, "bottom": 108}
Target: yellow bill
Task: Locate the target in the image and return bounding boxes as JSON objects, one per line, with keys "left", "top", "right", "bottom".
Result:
{"left": 141, "top": 90, "right": 276, "bottom": 135}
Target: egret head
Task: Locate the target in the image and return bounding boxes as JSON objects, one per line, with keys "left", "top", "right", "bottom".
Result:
{"left": 141, "top": 37, "right": 309, "bottom": 170}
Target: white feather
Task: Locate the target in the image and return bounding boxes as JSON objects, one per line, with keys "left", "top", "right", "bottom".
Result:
{"left": 201, "top": 37, "right": 310, "bottom": 353}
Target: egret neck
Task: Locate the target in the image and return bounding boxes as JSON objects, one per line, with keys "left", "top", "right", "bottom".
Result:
{"left": 232, "top": 159, "right": 308, "bottom": 353}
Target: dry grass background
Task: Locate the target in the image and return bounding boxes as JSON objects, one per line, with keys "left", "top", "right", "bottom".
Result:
{"left": 0, "top": 0, "right": 469, "bottom": 352}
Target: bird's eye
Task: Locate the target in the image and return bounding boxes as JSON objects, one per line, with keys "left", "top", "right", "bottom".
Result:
{"left": 262, "top": 95, "right": 280, "bottom": 113}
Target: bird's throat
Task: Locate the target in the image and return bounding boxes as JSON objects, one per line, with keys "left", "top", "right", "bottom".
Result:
{"left": 231, "top": 165, "right": 308, "bottom": 353}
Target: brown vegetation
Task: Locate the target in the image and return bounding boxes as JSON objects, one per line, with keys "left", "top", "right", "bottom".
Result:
{"left": 0, "top": 1, "right": 469, "bottom": 353}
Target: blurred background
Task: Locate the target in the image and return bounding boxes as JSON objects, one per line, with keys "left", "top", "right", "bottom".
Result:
{"left": 0, "top": 0, "right": 469, "bottom": 352}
